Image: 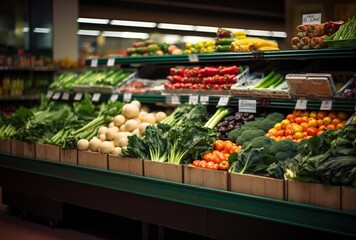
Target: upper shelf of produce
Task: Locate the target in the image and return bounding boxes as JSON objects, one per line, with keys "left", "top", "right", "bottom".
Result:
{"left": 84, "top": 48, "right": 356, "bottom": 66}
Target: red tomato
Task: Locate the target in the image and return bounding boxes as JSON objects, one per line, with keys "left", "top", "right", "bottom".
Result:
{"left": 213, "top": 163, "right": 219, "bottom": 170}
{"left": 205, "top": 161, "right": 215, "bottom": 170}
{"left": 187, "top": 163, "right": 196, "bottom": 168}
{"left": 218, "top": 160, "right": 230, "bottom": 171}
{"left": 214, "top": 140, "right": 224, "bottom": 151}
{"left": 192, "top": 160, "right": 200, "bottom": 167}
{"left": 198, "top": 160, "right": 207, "bottom": 168}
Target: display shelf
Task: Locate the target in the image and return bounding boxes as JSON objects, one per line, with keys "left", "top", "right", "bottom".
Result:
{"left": 0, "top": 95, "right": 41, "bottom": 101}
{"left": 0, "top": 66, "right": 58, "bottom": 72}
{"left": 84, "top": 48, "right": 356, "bottom": 66}
{"left": 0, "top": 153, "right": 355, "bottom": 238}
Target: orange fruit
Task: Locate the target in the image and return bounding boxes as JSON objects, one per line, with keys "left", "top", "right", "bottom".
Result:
{"left": 337, "top": 112, "right": 349, "bottom": 121}
{"left": 326, "top": 124, "right": 336, "bottom": 130}
{"left": 322, "top": 116, "right": 332, "bottom": 125}
{"left": 317, "top": 119, "right": 324, "bottom": 127}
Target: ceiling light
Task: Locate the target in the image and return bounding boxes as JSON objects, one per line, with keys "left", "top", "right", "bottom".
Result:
{"left": 102, "top": 31, "right": 149, "bottom": 39}
{"left": 245, "top": 29, "right": 271, "bottom": 37}
{"left": 22, "top": 27, "right": 29, "bottom": 32}
{"left": 77, "top": 17, "right": 110, "bottom": 24}
{"left": 157, "top": 23, "right": 195, "bottom": 31}
{"left": 77, "top": 29, "right": 100, "bottom": 36}
{"left": 195, "top": 26, "right": 219, "bottom": 33}
{"left": 110, "top": 20, "right": 156, "bottom": 28}
{"left": 271, "top": 31, "right": 287, "bottom": 38}
{"left": 182, "top": 36, "right": 215, "bottom": 43}
{"left": 162, "top": 34, "right": 181, "bottom": 44}
{"left": 33, "top": 27, "right": 51, "bottom": 33}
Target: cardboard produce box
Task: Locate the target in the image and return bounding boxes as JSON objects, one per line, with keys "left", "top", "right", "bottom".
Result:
{"left": 11, "top": 140, "right": 36, "bottom": 157}
{"left": 341, "top": 186, "right": 356, "bottom": 213}
{"left": 143, "top": 160, "right": 183, "bottom": 183}
{"left": 184, "top": 166, "right": 228, "bottom": 191}
{"left": 78, "top": 150, "right": 108, "bottom": 170}
{"left": 229, "top": 173, "right": 285, "bottom": 200}
{"left": 287, "top": 180, "right": 341, "bottom": 210}
{"left": 0, "top": 139, "right": 12, "bottom": 154}
{"left": 108, "top": 156, "right": 143, "bottom": 176}
{"left": 60, "top": 148, "right": 78, "bottom": 165}
{"left": 35, "top": 143, "right": 60, "bottom": 162}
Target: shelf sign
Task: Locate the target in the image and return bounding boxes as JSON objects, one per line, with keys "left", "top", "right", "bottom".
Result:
{"left": 320, "top": 100, "right": 333, "bottom": 110}
{"left": 188, "top": 54, "right": 199, "bottom": 62}
{"left": 239, "top": 99, "right": 257, "bottom": 113}
{"left": 170, "top": 95, "right": 181, "bottom": 105}
{"left": 217, "top": 96, "right": 230, "bottom": 106}
{"left": 107, "top": 58, "right": 115, "bottom": 66}
{"left": 189, "top": 95, "right": 199, "bottom": 105}
{"left": 62, "top": 92, "right": 70, "bottom": 100}
{"left": 123, "top": 93, "right": 132, "bottom": 102}
{"left": 110, "top": 94, "right": 118, "bottom": 102}
{"left": 91, "top": 58, "right": 98, "bottom": 67}
{"left": 92, "top": 93, "right": 101, "bottom": 102}
{"left": 74, "top": 92, "right": 83, "bottom": 101}
{"left": 46, "top": 90, "right": 53, "bottom": 99}
{"left": 200, "top": 95, "right": 209, "bottom": 105}
{"left": 302, "top": 13, "right": 321, "bottom": 24}
{"left": 295, "top": 99, "right": 307, "bottom": 110}
{"left": 52, "top": 92, "right": 61, "bottom": 100}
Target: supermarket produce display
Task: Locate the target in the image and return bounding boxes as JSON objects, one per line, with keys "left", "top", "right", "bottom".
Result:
{"left": 1, "top": 22, "right": 356, "bottom": 239}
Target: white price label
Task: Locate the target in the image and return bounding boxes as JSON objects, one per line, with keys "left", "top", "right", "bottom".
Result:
{"left": 188, "top": 54, "right": 199, "bottom": 62}
{"left": 46, "top": 90, "right": 53, "bottom": 99}
{"left": 238, "top": 99, "right": 257, "bottom": 113}
{"left": 217, "top": 96, "right": 230, "bottom": 106}
{"left": 52, "top": 92, "right": 61, "bottom": 100}
{"left": 189, "top": 95, "right": 199, "bottom": 105}
{"left": 110, "top": 94, "right": 118, "bottom": 102}
{"left": 295, "top": 99, "right": 307, "bottom": 110}
{"left": 92, "top": 93, "right": 101, "bottom": 102}
{"left": 171, "top": 95, "right": 181, "bottom": 105}
{"left": 107, "top": 58, "right": 115, "bottom": 66}
{"left": 123, "top": 93, "right": 132, "bottom": 102}
{"left": 91, "top": 58, "right": 98, "bottom": 67}
{"left": 200, "top": 95, "right": 209, "bottom": 105}
{"left": 302, "top": 13, "right": 322, "bottom": 24}
{"left": 74, "top": 92, "right": 83, "bottom": 101}
{"left": 320, "top": 100, "right": 333, "bottom": 110}
{"left": 62, "top": 92, "right": 70, "bottom": 100}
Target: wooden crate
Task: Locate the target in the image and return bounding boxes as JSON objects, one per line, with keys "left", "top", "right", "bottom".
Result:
{"left": 0, "top": 139, "right": 12, "bottom": 154}
{"left": 11, "top": 140, "right": 36, "bottom": 157}
{"left": 184, "top": 166, "right": 228, "bottom": 191}
{"left": 35, "top": 143, "right": 60, "bottom": 162}
{"left": 143, "top": 160, "right": 183, "bottom": 183}
{"left": 287, "top": 180, "right": 341, "bottom": 210}
{"left": 78, "top": 150, "right": 108, "bottom": 170}
{"left": 229, "top": 173, "right": 285, "bottom": 200}
{"left": 60, "top": 148, "right": 78, "bottom": 165}
{"left": 341, "top": 186, "right": 356, "bottom": 213}
{"left": 108, "top": 155, "right": 143, "bottom": 176}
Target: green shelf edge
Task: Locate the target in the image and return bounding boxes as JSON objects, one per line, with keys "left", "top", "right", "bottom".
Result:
{"left": 0, "top": 154, "right": 355, "bottom": 237}
{"left": 85, "top": 48, "right": 356, "bottom": 66}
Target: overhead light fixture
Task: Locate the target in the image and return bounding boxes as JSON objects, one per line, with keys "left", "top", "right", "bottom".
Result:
{"left": 271, "top": 31, "right": 288, "bottom": 38}
{"left": 77, "top": 17, "right": 110, "bottom": 24}
{"left": 182, "top": 35, "right": 215, "bottom": 43}
{"left": 77, "top": 29, "right": 100, "bottom": 36}
{"left": 245, "top": 29, "right": 271, "bottom": 37}
{"left": 161, "top": 34, "right": 181, "bottom": 44}
{"left": 33, "top": 27, "right": 51, "bottom": 33}
{"left": 110, "top": 20, "right": 157, "bottom": 28}
{"left": 195, "top": 26, "right": 219, "bottom": 33}
{"left": 102, "top": 31, "right": 149, "bottom": 39}
{"left": 157, "top": 23, "right": 195, "bottom": 31}
{"left": 22, "top": 27, "right": 29, "bottom": 32}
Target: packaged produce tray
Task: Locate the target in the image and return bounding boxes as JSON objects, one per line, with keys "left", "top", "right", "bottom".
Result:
{"left": 324, "top": 38, "right": 356, "bottom": 48}
{"left": 286, "top": 73, "right": 337, "bottom": 99}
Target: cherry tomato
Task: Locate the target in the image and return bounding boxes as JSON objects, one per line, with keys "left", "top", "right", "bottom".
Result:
{"left": 218, "top": 160, "right": 230, "bottom": 171}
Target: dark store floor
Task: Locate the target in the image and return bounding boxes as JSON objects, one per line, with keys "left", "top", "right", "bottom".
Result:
{"left": 0, "top": 187, "right": 210, "bottom": 240}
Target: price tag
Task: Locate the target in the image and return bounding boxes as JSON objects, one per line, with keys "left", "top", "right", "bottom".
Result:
{"left": 200, "top": 95, "right": 209, "bottom": 105}
{"left": 74, "top": 92, "right": 83, "bottom": 101}
{"left": 92, "top": 93, "right": 101, "bottom": 102}
{"left": 62, "top": 92, "right": 70, "bottom": 100}
{"left": 52, "top": 92, "right": 61, "bottom": 100}
{"left": 320, "top": 100, "right": 333, "bottom": 110}
{"left": 302, "top": 13, "right": 322, "bottom": 24}
{"left": 217, "top": 96, "right": 230, "bottom": 106}
{"left": 189, "top": 95, "right": 199, "bottom": 105}
{"left": 238, "top": 99, "right": 257, "bottom": 113}
{"left": 110, "top": 94, "right": 118, "bottom": 102}
{"left": 46, "top": 90, "right": 53, "bottom": 99}
{"left": 171, "top": 95, "right": 181, "bottom": 105}
{"left": 107, "top": 58, "right": 115, "bottom": 66}
{"left": 91, "top": 58, "right": 98, "bottom": 67}
{"left": 188, "top": 54, "right": 199, "bottom": 62}
{"left": 123, "top": 93, "right": 132, "bottom": 102}
{"left": 295, "top": 99, "right": 307, "bottom": 110}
